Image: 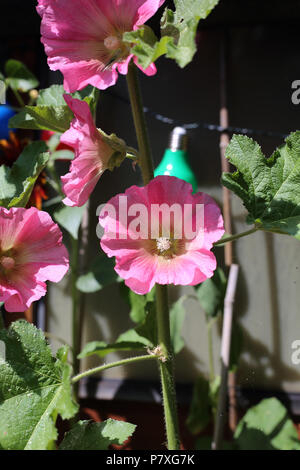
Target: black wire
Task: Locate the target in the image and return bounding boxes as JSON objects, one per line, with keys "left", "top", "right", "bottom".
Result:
{"left": 106, "top": 90, "right": 288, "bottom": 139}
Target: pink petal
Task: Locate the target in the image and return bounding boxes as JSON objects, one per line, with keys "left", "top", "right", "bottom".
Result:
{"left": 99, "top": 175, "right": 224, "bottom": 294}
{"left": 61, "top": 95, "right": 113, "bottom": 206}
{"left": 37, "top": 0, "right": 165, "bottom": 91}
{"left": 0, "top": 207, "right": 69, "bottom": 312}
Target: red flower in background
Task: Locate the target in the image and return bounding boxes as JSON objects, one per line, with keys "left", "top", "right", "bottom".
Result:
{"left": 0, "top": 131, "right": 48, "bottom": 210}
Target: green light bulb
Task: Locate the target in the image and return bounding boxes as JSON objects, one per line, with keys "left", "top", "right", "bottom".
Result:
{"left": 154, "top": 127, "right": 198, "bottom": 192}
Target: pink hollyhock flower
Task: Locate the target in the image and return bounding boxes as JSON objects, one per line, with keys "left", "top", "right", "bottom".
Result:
{"left": 99, "top": 175, "right": 224, "bottom": 294}
{"left": 37, "top": 0, "right": 165, "bottom": 92}
{"left": 61, "top": 94, "right": 126, "bottom": 207}
{"left": 0, "top": 207, "right": 69, "bottom": 312}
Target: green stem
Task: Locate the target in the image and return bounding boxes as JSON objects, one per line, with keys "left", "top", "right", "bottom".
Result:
{"left": 70, "top": 236, "right": 80, "bottom": 397}
{"left": 156, "top": 285, "right": 180, "bottom": 450}
{"left": 72, "top": 354, "right": 158, "bottom": 384}
{"left": 126, "top": 62, "right": 180, "bottom": 450}
{"left": 126, "top": 62, "right": 154, "bottom": 184}
{"left": 11, "top": 88, "right": 25, "bottom": 107}
{"left": 207, "top": 318, "right": 216, "bottom": 383}
{"left": 213, "top": 227, "right": 258, "bottom": 246}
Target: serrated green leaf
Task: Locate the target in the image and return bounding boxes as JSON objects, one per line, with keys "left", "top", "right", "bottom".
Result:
{"left": 222, "top": 132, "right": 300, "bottom": 239}
{"left": 76, "top": 254, "right": 119, "bottom": 293}
{"left": 196, "top": 268, "right": 227, "bottom": 318}
{"left": 235, "top": 398, "right": 300, "bottom": 450}
{"left": 54, "top": 204, "right": 87, "bottom": 240}
{"left": 0, "top": 141, "right": 49, "bottom": 208}
{"left": 124, "top": 0, "right": 219, "bottom": 70}
{"left": 5, "top": 59, "right": 39, "bottom": 92}
{"left": 59, "top": 419, "right": 136, "bottom": 450}
{"left": 174, "top": 0, "right": 220, "bottom": 22}
{"left": 0, "top": 321, "right": 78, "bottom": 450}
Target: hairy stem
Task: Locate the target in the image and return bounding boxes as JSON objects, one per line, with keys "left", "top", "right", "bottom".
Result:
{"left": 156, "top": 285, "right": 181, "bottom": 449}
{"left": 72, "top": 354, "right": 158, "bottom": 383}
{"left": 70, "top": 236, "right": 80, "bottom": 397}
{"left": 126, "top": 62, "right": 180, "bottom": 450}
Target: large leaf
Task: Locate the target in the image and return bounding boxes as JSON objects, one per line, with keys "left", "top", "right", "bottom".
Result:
{"left": 235, "top": 398, "right": 300, "bottom": 450}
{"left": 0, "top": 321, "right": 78, "bottom": 450}
{"left": 76, "top": 254, "right": 119, "bottom": 293}
{"left": 196, "top": 268, "right": 227, "bottom": 319}
{"left": 54, "top": 204, "right": 87, "bottom": 240}
{"left": 9, "top": 105, "right": 73, "bottom": 133}
{"left": 0, "top": 141, "right": 49, "bottom": 208}
{"left": 124, "top": 0, "right": 219, "bottom": 69}
{"left": 9, "top": 84, "right": 98, "bottom": 133}
{"left": 222, "top": 132, "right": 300, "bottom": 239}
{"left": 128, "top": 287, "right": 156, "bottom": 324}
{"left": 5, "top": 59, "right": 39, "bottom": 92}
{"left": 59, "top": 419, "right": 136, "bottom": 450}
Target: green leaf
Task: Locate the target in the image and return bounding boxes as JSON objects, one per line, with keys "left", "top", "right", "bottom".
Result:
{"left": 174, "top": 0, "right": 220, "bottom": 21}
{"left": 222, "top": 132, "right": 300, "bottom": 239}
{"left": 9, "top": 104, "right": 74, "bottom": 133}
{"left": 59, "top": 419, "right": 136, "bottom": 450}
{"left": 128, "top": 287, "right": 156, "bottom": 324}
{"left": 124, "top": 0, "right": 219, "bottom": 70}
{"left": 56, "top": 345, "right": 70, "bottom": 364}
{"left": 0, "top": 321, "right": 78, "bottom": 450}
{"left": 186, "top": 375, "right": 211, "bottom": 434}
{"left": 76, "top": 254, "right": 119, "bottom": 293}
{"left": 235, "top": 398, "right": 300, "bottom": 450}
{"left": 123, "top": 26, "right": 170, "bottom": 70}
{"left": 135, "top": 302, "right": 158, "bottom": 346}
{"left": 54, "top": 204, "right": 87, "bottom": 240}
{"left": 78, "top": 339, "right": 147, "bottom": 359}
{"left": 37, "top": 84, "right": 96, "bottom": 107}
{"left": 196, "top": 268, "right": 227, "bottom": 318}
{"left": 170, "top": 296, "right": 186, "bottom": 354}
{"left": 0, "top": 141, "right": 49, "bottom": 208}
{"left": 163, "top": 0, "right": 220, "bottom": 67}
{"left": 5, "top": 59, "right": 39, "bottom": 92}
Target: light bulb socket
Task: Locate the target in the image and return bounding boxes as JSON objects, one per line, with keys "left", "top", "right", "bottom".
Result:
{"left": 169, "top": 127, "right": 188, "bottom": 152}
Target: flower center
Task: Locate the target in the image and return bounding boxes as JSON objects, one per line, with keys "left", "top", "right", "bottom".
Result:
{"left": 104, "top": 35, "right": 122, "bottom": 51}
{"left": 156, "top": 237, "right": 172, "bottom": 253}
{"left": 0, "top": 256, "right": 15, "bottom": 271}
